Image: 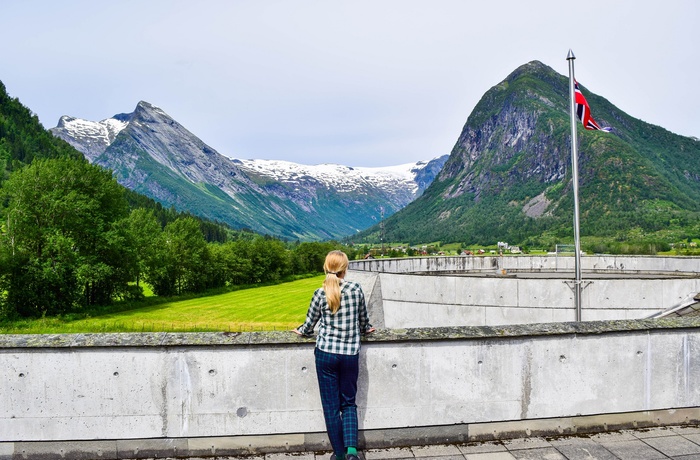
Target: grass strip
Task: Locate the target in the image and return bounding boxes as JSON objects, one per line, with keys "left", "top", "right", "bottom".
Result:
{"left": 1, "top": 275, "right": 325, "bottom": 334}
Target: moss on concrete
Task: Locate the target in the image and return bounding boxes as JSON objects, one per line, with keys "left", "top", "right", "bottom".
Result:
{"left": 2, "top": 317, "right": 700, "bottom": 349}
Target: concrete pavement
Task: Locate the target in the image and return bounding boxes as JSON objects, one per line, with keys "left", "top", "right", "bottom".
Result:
{"left": 238, "top": 425, "right": 700, "bottom": 460}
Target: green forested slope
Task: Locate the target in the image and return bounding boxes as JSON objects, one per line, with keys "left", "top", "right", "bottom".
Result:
{"left": 354, "top": 61, "right": 700, "bottom": 248}
{"left": 0, "top": 81, "right": 83, "bottom": 170}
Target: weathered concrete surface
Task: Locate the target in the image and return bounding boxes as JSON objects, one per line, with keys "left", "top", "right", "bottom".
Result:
{"left": 1, "top": 319, "right": 700, "bottom": 454}
{"left": 347, "top": 256, "right": 700, "bottom": 328}
{"left": 344, "top": 271, "right": 384, "bottom": 328}
{"left": 349, "top": 255, "right": 700, "bottom": 275}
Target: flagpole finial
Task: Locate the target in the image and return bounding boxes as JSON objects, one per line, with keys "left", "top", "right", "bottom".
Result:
{"left": 567, "top": 49, "right": 576, "bottom": 60}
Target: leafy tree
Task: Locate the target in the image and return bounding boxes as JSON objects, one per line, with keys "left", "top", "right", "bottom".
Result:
{"left": 206, "top": 242, "right": 232, "bottom": 289}
{"left": 0, "top": 158, "right": 129, "bottom": 316}
{"left": 118, "top": 208, "right": 162, "bottom": 296}
{"left": 144, "top": 216, "right": 210, "bottom": 296}
{"left": 291, "top": 241, "right": 338, "bottom": 273}
{"left": 221, "top": 239, "right": 255, "bottom": 285}
{"left": 250, "top": 236, "right": 291, "bottom": 283}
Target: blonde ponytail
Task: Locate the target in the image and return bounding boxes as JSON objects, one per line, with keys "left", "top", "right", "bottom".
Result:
{"left": 323, "top": 250, "right": 349, "bottom": 314}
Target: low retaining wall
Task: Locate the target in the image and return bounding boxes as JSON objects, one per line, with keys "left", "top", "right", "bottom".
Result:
{"left": 2, "top": 319, "right": 700, "bottom": 458}
{"left": 348, "top": 256, "right": 700, "bottom": 328}
{"left": 348, "top": 255, "right": 700, "bottom": 275}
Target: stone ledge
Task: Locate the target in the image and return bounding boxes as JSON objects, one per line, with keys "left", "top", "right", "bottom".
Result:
{"left": 2, "top": 317, "right": 700, "bottom": 349}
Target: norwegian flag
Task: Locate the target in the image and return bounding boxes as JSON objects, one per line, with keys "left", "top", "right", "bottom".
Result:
{"left": 574, "top": 80, "right": 611, "bottom": 132}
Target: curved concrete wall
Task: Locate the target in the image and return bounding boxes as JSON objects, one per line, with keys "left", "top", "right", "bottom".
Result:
{"left": 348, "top": 256, "right": 700, "bottom": 328}
{"left": 2, "top": 320, "right": 700, "bottom": 458}
{"left": 349, "top": 254, "right": 700, "bottom": 274}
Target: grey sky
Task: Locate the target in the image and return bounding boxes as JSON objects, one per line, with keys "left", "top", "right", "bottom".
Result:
{"left": 2, "top": 0, "right": 698, "bottom": 167}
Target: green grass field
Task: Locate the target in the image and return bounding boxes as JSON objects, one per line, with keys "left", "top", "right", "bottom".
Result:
{"left": 0, "top": 275, "right": 325, "bottom": 334}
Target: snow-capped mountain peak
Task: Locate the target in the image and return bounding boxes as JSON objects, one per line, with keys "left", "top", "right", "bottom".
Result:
{"left": 53, "top": 114, "right": 130, "bottom": 161}
{"left": 50, "top": 101, "right": 448, "bottom": 240}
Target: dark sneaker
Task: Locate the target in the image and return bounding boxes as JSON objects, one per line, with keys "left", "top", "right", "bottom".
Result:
{"left": 346, "top": 455, "right": 359, "bottom": 460}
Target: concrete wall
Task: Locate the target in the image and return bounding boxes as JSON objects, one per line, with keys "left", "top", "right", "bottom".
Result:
{"left": 2, "top": 319, "right": 700, "bottom": 458}
{"left": 349, "top": 255, "right": 700, "bottom": 274}
{"left": 348, "top": 256, "right": 700, "bottom": 328}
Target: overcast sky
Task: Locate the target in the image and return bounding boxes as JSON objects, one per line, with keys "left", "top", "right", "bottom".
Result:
{"left": 2, "top": 1, "right": 698, "bottom": 167}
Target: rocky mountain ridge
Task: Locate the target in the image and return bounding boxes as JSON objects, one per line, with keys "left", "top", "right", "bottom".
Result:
{"left": 357, "top": 60, "right": 700, "bottom": 246}
{"left": 51, "top": 102, "right": 447, "bottom": 240}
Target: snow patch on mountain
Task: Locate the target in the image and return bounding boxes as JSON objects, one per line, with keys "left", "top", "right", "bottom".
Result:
{"left": 52, "top": 115, "right": 129, "bottom": 161}
{"left": 60, "top": 116, "right": 128, "bottom": 144}
{"left": 235, "top": 159, "right": 427, "bottom": 194}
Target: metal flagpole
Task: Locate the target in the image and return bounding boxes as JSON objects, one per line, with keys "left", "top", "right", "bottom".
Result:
{"left": 567, "top": 49, "right": 582, "bottom": 321}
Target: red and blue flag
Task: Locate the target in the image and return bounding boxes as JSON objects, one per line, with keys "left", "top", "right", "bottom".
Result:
{"left": 574, "top": 80, "right": 611, "bottom": 132}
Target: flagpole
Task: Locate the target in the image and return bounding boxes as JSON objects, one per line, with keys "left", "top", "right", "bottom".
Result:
{"left": 567, "top": 49, "right": 582, "bottom": 322}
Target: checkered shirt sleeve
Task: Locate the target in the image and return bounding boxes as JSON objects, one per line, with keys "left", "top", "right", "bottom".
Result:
{"left": 296, "top": 280, "right": 372, "bottom": 355}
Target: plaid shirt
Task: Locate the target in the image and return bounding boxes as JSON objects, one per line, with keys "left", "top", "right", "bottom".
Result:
{"left": 297, "top": 280, "right": 372, "bottom": 355}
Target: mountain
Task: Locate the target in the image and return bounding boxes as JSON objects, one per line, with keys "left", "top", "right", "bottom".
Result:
{"left": 50, "top": 102, "right": 447, "bottom": 241}
{"left": 354, "top": 61, "right": 700, "bottom": 246}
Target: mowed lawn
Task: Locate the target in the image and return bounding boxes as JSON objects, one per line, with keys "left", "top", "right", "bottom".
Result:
{"left": 2, "top": 275, "right": 324, "bottom": 334}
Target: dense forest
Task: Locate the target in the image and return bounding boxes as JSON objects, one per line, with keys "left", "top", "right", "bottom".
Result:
{"left": 0, "top": 81, "right": 355, "bottom": 320}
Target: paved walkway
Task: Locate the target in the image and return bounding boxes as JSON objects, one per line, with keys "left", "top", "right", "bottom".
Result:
{"left": 238, "top": 425, "right": 700, "bottom": 460}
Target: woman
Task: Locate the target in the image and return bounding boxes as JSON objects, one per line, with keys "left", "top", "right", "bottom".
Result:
{"left": 294, "top": 250, "right": 375, "bottom": 460}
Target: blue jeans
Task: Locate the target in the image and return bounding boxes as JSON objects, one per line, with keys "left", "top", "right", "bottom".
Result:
{"left": 314, "top": 348, "right": 359, "bottom": 457}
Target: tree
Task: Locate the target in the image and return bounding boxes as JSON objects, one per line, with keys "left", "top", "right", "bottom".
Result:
{"left": 221, "top": 239, "right": 255, "bottom": 285}
{"left": 250, "top": 236, "right": 291, "bottom": 283}
{"left": 121, "top": 208, "right": 161, "bottom": 287}
{"left": 144, "top": 216, "right": 210, "bottom": 296}
{"left": 0, "top": 158, "right": 129, "bottom": 316}
{"left": 110, "top": 208, "right": 163, "bottom": 300}
{"left": 292, "top": 241, "right": 339, "bottom": 273}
